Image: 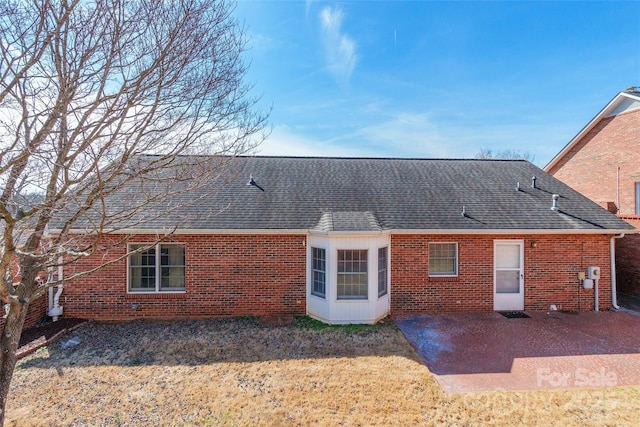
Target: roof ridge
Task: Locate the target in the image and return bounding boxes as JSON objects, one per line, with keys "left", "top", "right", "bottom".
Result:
{"left": 132, "top": 153, "right": 528, "bottom": 162}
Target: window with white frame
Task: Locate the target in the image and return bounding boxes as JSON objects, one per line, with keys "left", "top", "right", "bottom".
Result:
{"left": 337, "top": 249, "right": 368, "bottom": 300}
{"left": 378, "top": 247, "right": 388, "bottom": 297}
{"left": 312, "top": 247, "right": 326, "bottom": 298}
{"left": 129, "top": 244, "right": 186, "bottom": 292}
{"left": 428, "top": 242, "right": 458, "bottom": 276}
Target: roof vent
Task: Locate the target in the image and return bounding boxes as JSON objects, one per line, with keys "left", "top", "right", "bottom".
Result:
{"left": 461, "top": 206, "right": 467, "bottom": 217}
{"left": 551, "top": 194, "right": 559, "bottom": 211}
{"left": 247, "top": 174, "right": 264, "bottom": 191}
{"left": 531, "top": 176, "right": 537, "bottom": 189}
{"left": 516, "top": 182, "right": 521, "bottom": 192}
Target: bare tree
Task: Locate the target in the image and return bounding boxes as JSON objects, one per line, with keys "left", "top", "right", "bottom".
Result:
{"left": 0, "top": 0, "right": 267, "bottom": 421}
{"left": 475, "top": 148, "right": 535, "bottom": 162}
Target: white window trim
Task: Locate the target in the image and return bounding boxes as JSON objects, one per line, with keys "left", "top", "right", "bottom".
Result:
{"left": 127, "top": 243, "right": 186, "bottom": 294}
{"left": 378, "top": 246, "right": 388, "bottom": 298}
{"left": 311, "top": 247, "right": 327, "bottom": 299}
{"left": 306, "top": 234, "right": 390, "bottom": 324}
{"left": 428, "top": 242, "right": 459, "bottom": 277}
{"left": 336, "top": 249, "right": 369, "bottom": 301}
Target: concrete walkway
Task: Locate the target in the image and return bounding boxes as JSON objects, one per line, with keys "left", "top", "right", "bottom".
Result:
{"left": 396, "top": 311, "right": 640, "bottom": 393}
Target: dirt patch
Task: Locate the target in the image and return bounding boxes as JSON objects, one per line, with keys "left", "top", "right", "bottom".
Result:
{"left": 258, "top": 314, "right": 295, "bottom": 326}
{"left": 6, "top": 317, "right": 640, "bottom": 426}
{"left": 17, "top": 318, "right": 87, "bottom": 359}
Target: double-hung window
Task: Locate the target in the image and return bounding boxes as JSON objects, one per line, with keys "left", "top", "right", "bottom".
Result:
{"left": 378, "top": 247, "right": 388, "bottom": 297}
{"left": 337, "top": 250, "right": 368, "bottom": 300}
{"left": 129, "top": 244, "right": 186, "bottom": 292}
{"left": 428, "top": 242, "right": 458, "bottom": 277}
{"left": 312, "top": 247, "right": 326, "bottom": 298}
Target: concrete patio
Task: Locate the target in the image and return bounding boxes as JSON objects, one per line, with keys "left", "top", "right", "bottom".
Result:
{"left": 396, "top": 311, "right": 640, "bottom": 393}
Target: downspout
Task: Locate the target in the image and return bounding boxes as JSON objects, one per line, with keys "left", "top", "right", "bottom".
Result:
{"left": 616, "top": 167, "right": 620, "bottom": 212}
{"left": 48, "top": 275, "right": 54, "bottom": 314}
{"left": 610, "top": 233, "right": 625, "bottom": 309}
{"left": 47, "top": 257, "right": 64, "bottom": 321}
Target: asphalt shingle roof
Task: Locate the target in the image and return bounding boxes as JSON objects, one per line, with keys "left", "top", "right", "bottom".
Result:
{"left": 87, "top": 156, "right": 634, "bottom": 232}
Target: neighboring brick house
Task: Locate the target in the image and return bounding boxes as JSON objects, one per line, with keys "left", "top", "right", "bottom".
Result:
{"left": 54, "top": 156, "right": 632, "bottom": 324}
{"left": 545, "top": 88, "right": 640, "bottom": 297}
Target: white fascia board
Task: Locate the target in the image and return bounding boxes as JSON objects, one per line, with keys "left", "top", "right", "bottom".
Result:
{"left": 54, "top": 228, "right": 309, "bottom": 235}
{"left": 308, "top": 229, "right": 387, "bottom": 237}
{"left": 388, "top": 228, "right": 636, "bottom": 235}
{"left": 57, "top": 227, "right": 636, "bottom": 236}
{"left": 544, "top": 92, "right": 640, "bottom": 172}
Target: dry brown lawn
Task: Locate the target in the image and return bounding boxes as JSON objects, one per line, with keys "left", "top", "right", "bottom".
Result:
{"left": 6, "top": 317, "right": 640, "bottom": 426}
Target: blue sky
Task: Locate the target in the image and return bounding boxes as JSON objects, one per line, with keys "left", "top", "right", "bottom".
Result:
{"left": 235, "top": 1, "right": 640, "bottom": 166}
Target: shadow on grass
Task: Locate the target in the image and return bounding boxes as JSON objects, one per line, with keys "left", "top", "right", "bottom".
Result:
{"left": 19, "top": 315, "right": 420, "bottom": 370}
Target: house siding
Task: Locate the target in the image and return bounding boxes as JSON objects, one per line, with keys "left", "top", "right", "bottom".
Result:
{"left": 0, "top": 294, "right": 48, "bottom": 332}
{"left": 390, "top": 234, "right": 612, "bottom": 314}
{"left": 23, "top": 294, "right": 48, "bottom": 329}
{"left": 547, "top": 109, "right": 640, "bottom": 214}
{"left": 616, "top": 217, "right": 640, "bottom": 296}
{"left": 59, "top": 232, "right": 612, "bottom": 321}
{"left": 547, "top": 107, "right": 640, "bottom": 295}
{"left": 62, "top": 234, "right": 307, "bottom": 321}
{"left": 0, "top": 256, "right": 49, "bottom": 331}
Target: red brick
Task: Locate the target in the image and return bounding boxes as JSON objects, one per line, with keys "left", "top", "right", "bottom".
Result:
{"left": 63, "top": 234, "right": 307, "bottom": 321}
{"left": 548, "top": 107, "right": 640, "bottom": 295}
{"left": 61, "top": 232, "right": 613, "bottom": 321}
{"left": 391, "top": 234, "right": 612, "bottom": 314}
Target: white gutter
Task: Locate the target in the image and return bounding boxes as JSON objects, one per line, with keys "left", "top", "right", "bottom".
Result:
{"left": 53, "top": 227, "right": 637, "bottom": 236}
{"left": 51, "top": 227, "right": 311, "bottom": 235}
{"left": 610, "top": 233, "right": 625, "bottom": 309}
{"left": 387, "top": 228, "right": 636, "bottom": 235}
{"left": 309, "top": 229, "right": 386, "bottom": 237}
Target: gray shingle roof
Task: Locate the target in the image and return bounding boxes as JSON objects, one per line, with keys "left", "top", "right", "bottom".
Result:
{"left": 81, "top": 156, "right": 634, "bottom": 232}
{"left": 313, "top": 211, "right": 383, "bottom": 232}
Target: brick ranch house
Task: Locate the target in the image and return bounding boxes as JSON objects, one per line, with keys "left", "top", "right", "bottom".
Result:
{"left": 545, "top": 88, "right": 640, "bottom": 296}
{"left": 48, "top": 156, "right": 632, "bottom": 324}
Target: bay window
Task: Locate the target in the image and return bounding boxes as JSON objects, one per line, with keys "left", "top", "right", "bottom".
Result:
{"left": 312, "top": 247, "right": 326, "bottom": 298}
{"left": 337, "top": 249, "right": 368, "bottom": 300}
{"left": 378, "top": 247, "right": 388, "bottom": 297}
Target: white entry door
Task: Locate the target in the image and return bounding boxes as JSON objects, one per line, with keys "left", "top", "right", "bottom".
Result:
{"left": 494, "top": 240, "right": 524, "bottom": 311}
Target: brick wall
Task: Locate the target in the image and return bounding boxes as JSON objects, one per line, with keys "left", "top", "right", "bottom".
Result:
{"left": 23, "top": 293, "right": 48, "bottom": 328}
{"left": 390, "top": 234, "right": 612, "bottom": 314}
{"left": 62, "top": 234, "right": 307, "bottom": 321}
{"left": 59, "top": 232, "right": 612, "bottom": 321}
{"left": 547, "top": 108, "right": 640, "bottom": 295}
{"left": 0, "top": 293, "right": 48, "bottom": 332}
{"left": 616, "top": 217, "right": 640, "bottom": 296}
{"left": 0, "top": 255, "right": 49, "bottom": 331}
{"left": 547, "top": 109, "right": 640, "bottom": 215}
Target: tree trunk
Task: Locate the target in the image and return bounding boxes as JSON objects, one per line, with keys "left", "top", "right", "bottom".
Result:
{"left": 0, "top": 299, "right": 29, "bottom": 426}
